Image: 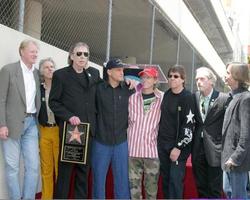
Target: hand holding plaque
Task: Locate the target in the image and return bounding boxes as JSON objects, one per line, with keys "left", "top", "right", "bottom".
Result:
{"left": 60, "top": 121, "right": 90, "bottom": 164}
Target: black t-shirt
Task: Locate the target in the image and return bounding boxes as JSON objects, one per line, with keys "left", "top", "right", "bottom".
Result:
{"left": 142, "top": 93, "right": 155, "bottom": 113}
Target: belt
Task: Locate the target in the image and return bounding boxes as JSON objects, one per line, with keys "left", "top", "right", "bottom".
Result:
{"left": 45, "top": 123, "right": 57, "bottom": 127}
{"left": 25, "top": 113, "right": 36, "bottom": 117}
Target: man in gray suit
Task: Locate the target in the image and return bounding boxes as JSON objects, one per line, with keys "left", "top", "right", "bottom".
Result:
{"left": 192, "top": 67, "right": 230, "bottom": 198}
{"left": 222, "top": 62, "right": 250, "bottom": 199}
{"left": 0, "top": 39, "right": 41, "bottom": 199}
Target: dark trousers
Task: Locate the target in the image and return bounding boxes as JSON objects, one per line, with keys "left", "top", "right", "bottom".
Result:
{"left": 158, "top": 146, "right": 186, "bottom": 199}
{"left": 192, "top": 152, "right": 222, "bottom": 198}
{"left": 54, "top": 161, "right": 88, "bottom": 199}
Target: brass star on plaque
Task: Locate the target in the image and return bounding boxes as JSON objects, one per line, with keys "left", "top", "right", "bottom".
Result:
{"left": 68, "top": 126, "right": 84, "bottom": 144}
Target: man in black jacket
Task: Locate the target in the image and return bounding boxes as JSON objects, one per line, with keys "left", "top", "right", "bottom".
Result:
{"left": 192, "top": 67, "right": 230, "bottom": 198}
{"left": 49, "top": 42, "right": 100, "bottom": 199}
{"left": 158, "top": 65, "right": 195, "bottom": 199}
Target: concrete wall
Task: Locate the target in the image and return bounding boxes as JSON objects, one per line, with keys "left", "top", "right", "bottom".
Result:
{"left": 0, "top": 24, "right": 102, "bottom": 199}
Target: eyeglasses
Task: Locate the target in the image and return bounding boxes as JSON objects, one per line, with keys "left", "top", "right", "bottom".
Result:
{"left": 168, "top": 74, "right": 180, "bottom": 79}
{"left": 75, "top": 52, "right": 89, "bottom": 58}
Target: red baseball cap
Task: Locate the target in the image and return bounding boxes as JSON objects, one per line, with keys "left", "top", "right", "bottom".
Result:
{"left": 138, "top": 68, "right": 158, "bottom": 78}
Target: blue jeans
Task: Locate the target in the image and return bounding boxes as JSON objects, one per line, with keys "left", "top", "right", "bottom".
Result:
{"left": 223, "top": 171, "right": 248, "bottom": 199}
{"left": 2, "top": 116, "right": 40, "bottom": 199}
{"left": 91, "top": 139, "right": 130, "bottom": 199}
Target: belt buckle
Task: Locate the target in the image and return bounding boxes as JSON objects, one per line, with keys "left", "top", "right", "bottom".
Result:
{"left": 46, "top": 123, "right": 56, "bottom": 127}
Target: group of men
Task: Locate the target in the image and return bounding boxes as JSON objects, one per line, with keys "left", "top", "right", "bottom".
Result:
{"left": 0, "top": 39, "right": 250, "bottom": 199}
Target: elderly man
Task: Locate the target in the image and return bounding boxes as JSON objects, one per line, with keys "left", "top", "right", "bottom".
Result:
{"left": 192, "top": 67, "right": 230, "bottom": 198}
{"left": 0, "top": 39, "right": 41, "bottom": 199}
{"left": 49, "top": 42, "right": 100, "bottom": 199}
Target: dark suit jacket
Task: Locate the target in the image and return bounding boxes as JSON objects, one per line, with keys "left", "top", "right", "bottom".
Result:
{"left": 221, "top": 88, "right": 250, "bottom": 172}
{"left": 49, "top": 65, "right": 100, "bottom": 137}
{"left": 0, "top": 61, "right": 41, "bottom": 139}
{"left": 192, "top": 90, "right": 230, "bottom": 167}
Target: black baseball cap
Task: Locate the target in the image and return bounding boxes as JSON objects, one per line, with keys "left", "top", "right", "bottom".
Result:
{"left": 106, "top": 58, "right": 125, "bottom": 69}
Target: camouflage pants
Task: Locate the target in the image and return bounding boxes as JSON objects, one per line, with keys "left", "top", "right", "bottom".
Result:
{"left": 129, "top": 157, "right": 160, "bottom": 199}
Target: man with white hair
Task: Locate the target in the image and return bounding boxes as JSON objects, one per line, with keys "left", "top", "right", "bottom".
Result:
{"left": 0, "top": 39, "right": 41, "bottom": 199}
{"left": 192, "top": 67, "right": 231, "bottom": 198}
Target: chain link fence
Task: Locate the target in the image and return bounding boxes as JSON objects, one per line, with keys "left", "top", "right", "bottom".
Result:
{"left": 0, "top": 0, "right": 20, "bottom": 30}
{"left": 0, "top": 0, "right": 213, "bottom": 90}
{"left": 0, "top": 0, "right": 109, "bottom": 65}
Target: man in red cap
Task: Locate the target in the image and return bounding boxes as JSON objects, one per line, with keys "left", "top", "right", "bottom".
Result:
{"left": 127, "top": 67, "right": 164, "bottom": 199}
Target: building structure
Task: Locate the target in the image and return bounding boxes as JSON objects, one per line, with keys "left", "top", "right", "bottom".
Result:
{"left": 0, "top": 0, "right": 244, "bottom": 198}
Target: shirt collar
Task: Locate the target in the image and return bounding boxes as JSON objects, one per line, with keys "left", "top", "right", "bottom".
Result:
{"left": 20, "top": 60, "right": 35, "bottom": 72}
{"left": 104, "top": 80, "right": 125, "bottom": 88}
{"left": 229, "top": 87, "right": 247, "bottom": 97}
{"left": 135, "top": 83, "right": 162, "bottom": 99}
{"left": 231, "top": 86, "right": 248, "bottom": 96}
{"left": 200, "top": 89, "right": 213, "bottom": 102}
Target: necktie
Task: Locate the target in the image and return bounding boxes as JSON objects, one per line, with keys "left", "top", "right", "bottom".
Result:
{"left": 201, "top": 99, "right": 205, "bottom": 115}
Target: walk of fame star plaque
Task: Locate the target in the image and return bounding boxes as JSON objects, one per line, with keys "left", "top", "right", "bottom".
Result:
{"left": 60, "top": 122, "right": 90, "bottom": 164}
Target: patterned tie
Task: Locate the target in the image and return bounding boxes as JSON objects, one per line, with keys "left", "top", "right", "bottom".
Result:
{"left": 201, "top": 99, "right": 206, "bottom": 115}
{"left": 200, "top": 97, "right": 206, "bottom": 137}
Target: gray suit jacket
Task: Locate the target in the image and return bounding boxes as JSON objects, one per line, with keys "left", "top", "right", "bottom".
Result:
{"left": 221, "top": 89, "right": 250, "bottom": 172}
{"left": 192, "top": 90, "right": 230, "bottom": 167}
{"left": 0, "top": 61, "right": 41, "bottom": 139}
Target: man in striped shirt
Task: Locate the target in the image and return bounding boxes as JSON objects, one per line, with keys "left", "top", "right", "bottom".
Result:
{"left": 127, "top": 68, "right": 164, "bottom": 199}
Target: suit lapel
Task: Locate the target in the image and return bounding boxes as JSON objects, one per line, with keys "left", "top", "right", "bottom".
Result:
{"left": 85, "top": 68, "right": 94, "bottom": 87}
{"left": 15, "top": 63, "right": 26, "bottom": 105}
{"left": 195, "top": 91, "right": 203, "bottom": 121}
{"left": 222, "top": 94, "right": 241, "bottom": 134}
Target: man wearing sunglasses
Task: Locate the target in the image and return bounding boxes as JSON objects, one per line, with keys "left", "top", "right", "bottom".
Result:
{"left": 49, "top": 42, "right": 100, "bottom": 199}
{"left": 158, "top": 65, "right": 195, "bottom": 199}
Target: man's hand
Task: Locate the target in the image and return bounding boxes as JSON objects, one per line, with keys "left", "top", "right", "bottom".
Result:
{"left": 225, "top": 158, "right": 237, "bottom": 171}
{"left": 69, "top": 116, "right": 81, "bottom": 126}
{"left": 170, "top": 147, "right": 181, "bottom": 162}
{"left": 125, "top": 79, "right": 137, "bottom": 90}
{"left": 0, "top": 126, "right": 8, "bottom": 140}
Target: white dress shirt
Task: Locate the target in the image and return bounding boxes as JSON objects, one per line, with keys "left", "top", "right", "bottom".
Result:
{"left": 20, "top": 60, "right": 37, "bottom": 113}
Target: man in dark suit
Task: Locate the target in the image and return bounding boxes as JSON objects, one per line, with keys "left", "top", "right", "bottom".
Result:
{"left": 0, "top": 39, "right": 41, "bottom": 199}
{"left": 222, "top": 62, "right": 250, "bottom": 199}
{"left": 49, "top": 42, "right": 100, "bottom": 199}
{"left": 192, "top": 67, "right": 230, "bottom": 198}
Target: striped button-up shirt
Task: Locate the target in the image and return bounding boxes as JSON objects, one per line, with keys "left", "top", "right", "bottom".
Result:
{"left": 127, "top": 88, "right": 163, "bottom": 158}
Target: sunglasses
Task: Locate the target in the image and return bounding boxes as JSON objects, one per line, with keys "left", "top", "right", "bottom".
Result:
{"left": 168, "top": 74, "right": 180, "bottom": 79}
{"left": 75, "top": 51, "right": 89, "bottom": 57}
